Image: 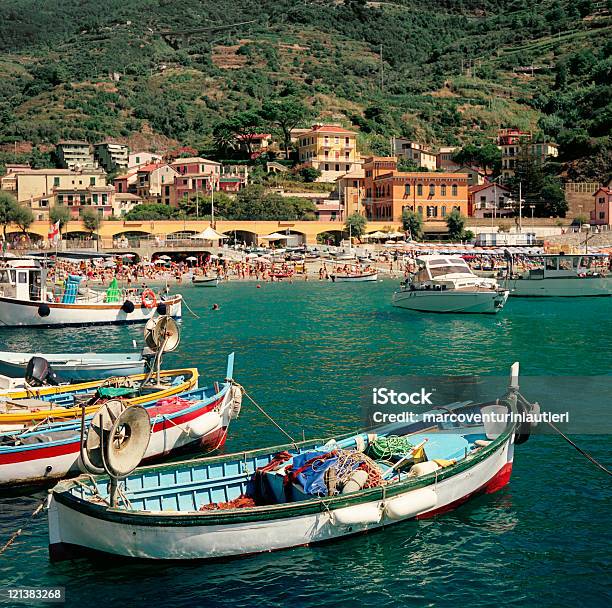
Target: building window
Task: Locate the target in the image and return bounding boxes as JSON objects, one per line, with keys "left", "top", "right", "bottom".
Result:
{"left": 440, "top": 184, "right": 446, "bottom": 196}
{"left": 345, "top": 137, "right": 350, "bottom": 145}
{"left": 441, "top": 205, "right": 446, "bottom": 216}
{"left": 417, "top": 184, "right": 423, "bottom": 196}
{"left": 53, "top": 177, "right": 60, "bottom": 187}
{"left": 429, "top": 184, "right": 435, "bottom": 196}
{"left": 80, "top": 194, "right": 86, "bottom": 204}
{"left": 335, "top": 137, "right": 339, "bottom": 144}
{"left": 600, "top": 212, "right": 605, "bottom": 220}
{"left": 324, "top": 151, "right": 329, "bottom": 159}
{"left": 90, "top": 177, "right": 96, "bottom": 186}
{"left": 325, "top": 164, "right": 329, "bottom": 171}
{"left": 599, "top": 197, "right": 605, "bottom": 204}
{"left": 57, "top": 195, "right": 63, "bottom": 204}
{"left": 335, "top": 164, "right": 339, "bottom": 171}
{"left": 417, "top": 206, "right": 423, "bottom": 216}
{"left": 93, "top": 194, "right": 98, "bottom": 204}
{"left": 452, "top": 184, "right": 458, "bottom": 196}
{"left": 404, "top": 184, "right": 410, "bottom": 195}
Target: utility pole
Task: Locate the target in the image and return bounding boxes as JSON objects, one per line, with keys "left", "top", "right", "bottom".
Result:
{"left": 211, "top": 176, "right": 215, "bottom": 228}
{"left": 518, "top": 181, "right": 523, "bottom": 233}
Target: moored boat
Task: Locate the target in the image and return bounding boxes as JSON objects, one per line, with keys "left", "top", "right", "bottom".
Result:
{"left": 0, "top": 368, "right": 198, "bottom": 426}
{"left": 330, "top": 271, "right": 378, "bottom": 282}
{"left": 0, "top": 350, "right": 146, "bottom": 382}
{"left": 508, "top": 253, "right": 612, "bottom": 297}
{"left": 192, "top": 276, "right": 219, "bottom": 287}
{"left": 393, "top": 255, "right": 508, "bottom": 313}
{"left": 0, "top": 258, "right": 182, "bottom": 327}
{"left": 0, "top": 356, "right": 238, "bottom": 489}
{"left": 48, "top": 364, "right": 536, "bottom": 561}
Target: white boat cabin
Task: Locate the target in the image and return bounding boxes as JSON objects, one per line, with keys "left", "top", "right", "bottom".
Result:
{"left": 522, "top": 254, "right": 609, "bottom": 280}
{"left": 410, "top": 256, "right": 498, "bottom": 292}
{"left": 0, "top": 259, "right": 45, "bottom": 302}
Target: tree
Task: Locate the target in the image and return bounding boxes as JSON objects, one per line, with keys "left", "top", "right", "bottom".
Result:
{"left": 49, "top": 205, "right": 71, "bottom": 234}
{"left": 345, "top": 212, "right": 367, "bottom": 240}
{"left": 81, "top": 208, "right": 101, "bottom": 237}
{"left": 215, "top": 111, "right": 264, "bottom": 158}
{"left": 0, "top": 191, "right": 18, "bottom": 240}
{"left": 446, "top": 209, "right": 467, "bottom": 240}
{"left": 262, "top": 98, "right": 310, "bottom": 159}
{"left": 12, "top": 204, "right": 34, "bottom": 235}
{"left": 125, "top": 204, "right": 176, "bottom": 221}
{"left": 401, "top": 209, "right": 423, "bottom": 239}
{"left": 299, "top": 167, "right": 321, "bottom": 182}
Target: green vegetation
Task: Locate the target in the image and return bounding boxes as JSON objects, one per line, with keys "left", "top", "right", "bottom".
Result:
{"left": 401, "top": 209, "right": 423, "bottom": 239}
{"left": 345, "top": 212, "right": 367, "bottom": 240}
{"left": 446, "top": 209, "right": 470, "bottom": 240}
{"left": 49, "top": 204, "right": 71, "bottom": 233}
{"left": 0, "top": 191, "right": 35, "bottom": 237}
{"left": 0, "top": 1, "right": 609, "bottom": 182}
{"left": 81, "top": 207, "right": 101, "bottom": 236}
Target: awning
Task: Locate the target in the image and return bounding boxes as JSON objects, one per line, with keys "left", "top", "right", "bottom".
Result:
{"left": 190, "top": 227, "right": 229, "bottom": 240}
{"left": 260, "top": 232, "right": 289, "bottom": 240}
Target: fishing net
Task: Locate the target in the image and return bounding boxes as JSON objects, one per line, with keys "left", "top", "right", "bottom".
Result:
{"left": 367, "top": 435, "right": 414, "bottom": 460}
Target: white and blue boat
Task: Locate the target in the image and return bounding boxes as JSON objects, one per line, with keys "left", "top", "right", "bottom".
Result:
{"left": 0, "top": 355, "right": 240, "bottom": 490}
{"left": 0, "top": 351, "right": 146, "bottom": 382}
{"left": 48, "top": 363, "right": 536, "bottom": 561}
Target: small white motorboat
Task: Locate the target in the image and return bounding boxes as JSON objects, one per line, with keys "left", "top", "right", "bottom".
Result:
{"left": 392, "top": 255, "right": 508, "bottom": 313}
{"left": 331, "top": 271, "right": 378, "bottom": 283}
{"left": 192, "top": 276, "right": 219, "bottom": 287}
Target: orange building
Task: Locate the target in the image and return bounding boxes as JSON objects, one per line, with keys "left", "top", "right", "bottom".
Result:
{"left": 362, "top": 157, "right": 469, "bottom": 222}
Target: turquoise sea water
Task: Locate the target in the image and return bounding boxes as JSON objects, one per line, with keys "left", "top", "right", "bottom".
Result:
{"left": 0, "top": 280, "right": 610, "bottom": 607}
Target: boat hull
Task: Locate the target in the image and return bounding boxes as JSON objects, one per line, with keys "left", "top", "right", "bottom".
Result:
{"left": 0, "top": 384, "right": 234, "bottom": 489}
{"left": 392, "top": 289, "right": 508, "bottom": 313}
{"left": 0, "top": 295, "right": 182, "bottom": 327}
{"left": 192, "top": 278, "right": 218, "bottom": 287}
{"left": 332, "top": 272, "right": 378, "bottom": 282}
{"left": 0, "top": 351, "right": 145, "bottom": 381}
{"left": 509, "top": 276, "right": 612, "bottom": 297}
{"left": 48, "top": 434, "right": 515, "bottom": 560}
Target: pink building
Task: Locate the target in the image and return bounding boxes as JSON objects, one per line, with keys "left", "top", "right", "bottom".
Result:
{"left": 591, "top": 187, "right": 612, "bottom": 226}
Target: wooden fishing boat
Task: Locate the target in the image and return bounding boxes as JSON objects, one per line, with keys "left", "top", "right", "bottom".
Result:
{"left": 0, "top": 258, "right": 182, "bottom": 327}
{"left": 0, "top": 368, "right": 199, "bottom": 427}
{"left": 48, "top": 364, "right": 537, "bottom": 561}
{"left": 1, "top": 356, "right": 238, "bottom": 489}
{"left": 0, "top": 350, "right": 146, "bottom": 382}
{"left": 192, "top": 276, "right": 219, "bottom": 287}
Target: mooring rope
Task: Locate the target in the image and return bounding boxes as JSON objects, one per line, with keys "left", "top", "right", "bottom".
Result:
{"left": 180, "top": 295, "right": 201, "bottom": 319}
{"left": 545, "top": 420, "right": 611, "bottom": 477}
{"left": 0, "top": 500, "right": 45, "bottom": 556}
{"left": 517, "top": 393, "right": 611, "bottom": 477}
{"left": 234, "top": 383, "right": 298, "bottom": 448}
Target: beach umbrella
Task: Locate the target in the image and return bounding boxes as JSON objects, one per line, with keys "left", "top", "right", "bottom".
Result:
{"left": 158, "top": 255, "right": 171, "bottom": 261}
{"left": 185, "top": 256, "right": 198, "bottom": 262}
{"left": 103, "top": 261, "right": 116, "bottom": 268}
{"left": 260, "top": 232, "right": 288, "bottom": 240}
{"left": 190, "top": 227, "right": 229, "bottom": 241}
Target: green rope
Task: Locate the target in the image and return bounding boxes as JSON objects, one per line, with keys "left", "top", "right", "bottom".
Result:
{"left": 368, "top": 435, "right": 414, "bottom": 460}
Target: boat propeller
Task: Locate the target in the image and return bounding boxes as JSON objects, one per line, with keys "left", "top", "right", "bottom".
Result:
{"left": 79, "top": 399, "right": 151, "bottom": 506}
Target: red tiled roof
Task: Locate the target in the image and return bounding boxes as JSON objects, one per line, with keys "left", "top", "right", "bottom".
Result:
{"left": 469, "top": 183, "right": 510, "bottom": 194}
{"left": 593, "top": 187, "right": 612, "bottom": 197}
{"left": 137, "top": 163, "right": 165, "bottom": 172}
{"left": 310, "top": 125, "right": 355, "bottom": 134}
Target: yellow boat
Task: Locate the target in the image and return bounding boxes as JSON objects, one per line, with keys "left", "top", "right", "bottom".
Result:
{"left": 0, "top": 368, "right": 198, "bottom": 426}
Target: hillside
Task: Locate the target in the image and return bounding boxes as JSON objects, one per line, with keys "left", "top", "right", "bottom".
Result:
{"left": 0, "top": 0, "right": 610, "bottom": 181}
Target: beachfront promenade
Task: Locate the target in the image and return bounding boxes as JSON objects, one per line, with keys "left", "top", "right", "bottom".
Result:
{"left": 11, "top": 218, "right": 575, "bottom": 251}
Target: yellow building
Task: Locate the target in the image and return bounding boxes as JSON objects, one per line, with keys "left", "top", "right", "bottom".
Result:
{"left": 297, "top": 125, "right": 360, "bottom": 182}
{"left": 3, "top": 168, "right": 110, "bottom": 220}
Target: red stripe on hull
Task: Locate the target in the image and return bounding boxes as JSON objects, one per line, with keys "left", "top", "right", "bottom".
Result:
{"left": 416, "top": 461, "right": 513, "bottom": 519}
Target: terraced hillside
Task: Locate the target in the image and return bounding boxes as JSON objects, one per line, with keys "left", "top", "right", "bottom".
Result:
{"left": 0, "top": 0, "right": 610, "bottom": 180}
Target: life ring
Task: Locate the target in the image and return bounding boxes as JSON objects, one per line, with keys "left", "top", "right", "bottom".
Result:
{"left": 141, "top": 289, "right": 157, "bottom": 309}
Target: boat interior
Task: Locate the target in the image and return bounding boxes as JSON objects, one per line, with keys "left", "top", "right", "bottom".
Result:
{"left": 0, "top": 382, "right": 227, "bottom": 448}
{"left": 68, "top": 401, "right": 511, "bottom": 514}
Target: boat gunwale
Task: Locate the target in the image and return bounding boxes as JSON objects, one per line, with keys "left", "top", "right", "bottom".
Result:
{"left": 52, "top": 419, "right": 516, "bottom": 527}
